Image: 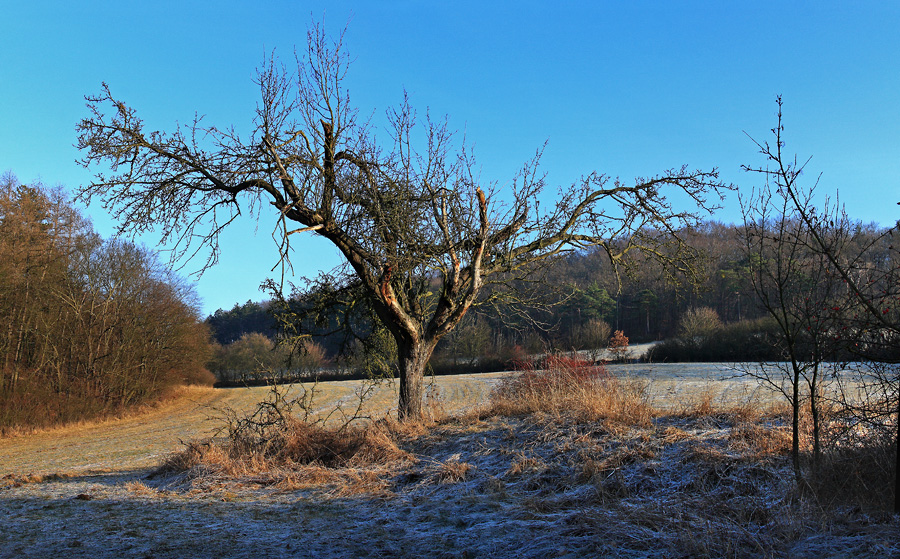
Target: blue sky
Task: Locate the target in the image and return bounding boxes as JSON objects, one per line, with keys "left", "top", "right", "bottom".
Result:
{"left": 2, "top": 1, "right": 898, "bottom": 316}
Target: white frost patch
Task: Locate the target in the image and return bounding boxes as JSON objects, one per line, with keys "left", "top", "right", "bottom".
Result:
{"left": 1, "top": 414, "right": 898, "bottom": 558}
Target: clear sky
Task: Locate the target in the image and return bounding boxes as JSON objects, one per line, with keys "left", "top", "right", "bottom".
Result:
{"left": 2, "top": 1, "right": 898, "bottom": 316}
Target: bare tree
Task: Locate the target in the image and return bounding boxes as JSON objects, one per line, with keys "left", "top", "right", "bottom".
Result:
{"left": 677, "top": 306, "right": 723, "bottom": 350}
{"left": 743, "top": 97, "right": 899, "bottom": 509}
{"left": 0, "top": 177, "right": 89, "bottom": 392}
{"left": 76, "top": 23, "right": 730, "bottom": 419}
{"left": 741, "top": 182, "right": 841, "bottom": 480}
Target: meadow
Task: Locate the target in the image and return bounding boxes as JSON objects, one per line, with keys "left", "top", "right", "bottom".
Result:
{"left": 0, "top": 362, "right": 897, "bottom": 558}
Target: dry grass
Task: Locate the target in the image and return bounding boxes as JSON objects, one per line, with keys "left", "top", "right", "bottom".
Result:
{"left": 676, "top": 383, "right": 896, "bottom": 514}
{"left": 153, "top": 420, "right": 413, "bottom": 499}
{"left": 683, "top": 383, "right": 719, "bottom": 416}
{"left": 1, "top": 473, "right": 45, "bottom": 488}
{"left": 121, "top": 479, "right": 159, "bottom": 497}
{"left": 129, "top": 363, "right": 898, "bottom": 559}
{"left": 728, "top": 420, "right": 793, "bottom": 457}
{"left": 506, "top": 453, "right": 548, "bottom": 478}
{"left": 152, "top": 381, "right": 415, "bottom": 485}
{"left": 809, "top": 436, "right": 898, "bottom": 513}
{"left": 156, "top": 419, "right": 410, "bottom": 479}
{"left": 0, "top": 385, "right": 217, "bottom": 440}
{"left": 430, "top": 455, "right": 474, "bottom": 483}
{"left": 487, "top": 354, "right": 653, "bottom": 425}
{"left": 273, "top": 465, "right": 395, "bottom": 497}
{"left": 4, "top": 365, "right": 895, "bottom": 559}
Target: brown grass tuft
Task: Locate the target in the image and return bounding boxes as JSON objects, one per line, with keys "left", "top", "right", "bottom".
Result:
{"left": 122, "top": 479, "right": 159, "bottom": 496}
{"left": 432, "top": 455, "right": 474, "bottom": 483}
{"left": 167, "top": 421, "right": 405, "bottom": 470}
{"left": 273, "top": 466, "right": 394, "bottom": 497}
{"left": 685, "top": 385, "right": 718, "bottom": 416}
{"left": 506, "top": 454, "right": 547, "bottom": 478}
{"left": 728, "top": 421, "right": 792, "bottom": 458}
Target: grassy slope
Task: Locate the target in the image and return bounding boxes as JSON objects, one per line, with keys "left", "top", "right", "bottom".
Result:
{"left": 0, "top": 373, "right": 509, "bottom": 477}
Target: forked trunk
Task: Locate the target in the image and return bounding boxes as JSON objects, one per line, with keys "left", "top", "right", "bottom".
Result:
{"left": 396, "top": 339, "right": 437, "bottom": 420}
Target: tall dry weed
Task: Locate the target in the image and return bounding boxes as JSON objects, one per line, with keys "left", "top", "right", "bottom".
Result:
{"left": 809, "top": 435, "right": 897, "bottom": 512}
{"left": 158, "top": 419, "right": 409, "bottom": 480}
{"left": 488, "top": 354, "right": 653, "bottom": 425}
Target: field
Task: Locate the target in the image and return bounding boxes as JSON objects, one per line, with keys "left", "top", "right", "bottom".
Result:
{"left": 1, "top": 364, "right": 897, "bottom": 558}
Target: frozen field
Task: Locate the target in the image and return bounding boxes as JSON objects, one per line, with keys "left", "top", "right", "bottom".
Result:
{"left": 1, "top": 364, "right": 895, "bottom": 559}
{"left": 0, "top": 363, "right": 774, "bottom": 478}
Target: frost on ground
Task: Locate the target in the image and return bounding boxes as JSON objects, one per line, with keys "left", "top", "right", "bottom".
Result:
{"left": 2, "top": 410, "right": 897, "bottom": 559}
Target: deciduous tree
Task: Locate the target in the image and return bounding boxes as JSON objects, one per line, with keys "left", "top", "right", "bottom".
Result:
{"left": 743, "top": 98, "right": 899, "bottom": 508}
{"left": 76, "top": 23, "right": 730, "bottom": 419}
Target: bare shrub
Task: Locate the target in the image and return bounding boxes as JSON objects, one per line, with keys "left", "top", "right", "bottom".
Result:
{"left": 157, "top": 382, "right": 408, "bottom": 484}
{"left": 570, "top": 319, "right": 612, "bottom": 359}
{"left": 608, "top": 330, "right": 630, "bottom": 362}
{"left": 677, "top": 306, "right": 723, "bottom": 342}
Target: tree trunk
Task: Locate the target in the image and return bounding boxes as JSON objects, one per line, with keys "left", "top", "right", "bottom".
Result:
{"left": 809, "top": 368, "right": 821, "bottom": 469}
{"left": 396, "top": 338, "right": 437, "bottom": 421}
{"left": 895, "top": 395, "right": 899, "bottom": 514}
{"left": 791, "top": 362, "right": 802, "bottom": 484}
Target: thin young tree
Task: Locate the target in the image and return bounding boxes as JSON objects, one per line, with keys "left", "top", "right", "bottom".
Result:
{"left": 76, "top": 23, "right": 730, "bottom": 419}
{"left": 741, "top": 184, "right": 841, "bottom": 480}
{"left": 743, "top": 97, "right": 899, "bottom": 509}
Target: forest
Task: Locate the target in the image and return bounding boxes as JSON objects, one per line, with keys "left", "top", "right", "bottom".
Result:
{"left": 0, "top": 173, "right": 214, "bottom": 432}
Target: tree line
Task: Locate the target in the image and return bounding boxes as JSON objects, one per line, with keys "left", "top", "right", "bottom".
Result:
{"left": 204, "top": 217, "right": 867, "bottom": 370}
{"left": 0, "top": 173, "right": 214, "bottom": 432}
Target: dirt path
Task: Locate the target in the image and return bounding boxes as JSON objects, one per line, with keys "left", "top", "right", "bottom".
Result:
{"left": 1, "top": 386, "right": 229, "bottom": 476}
